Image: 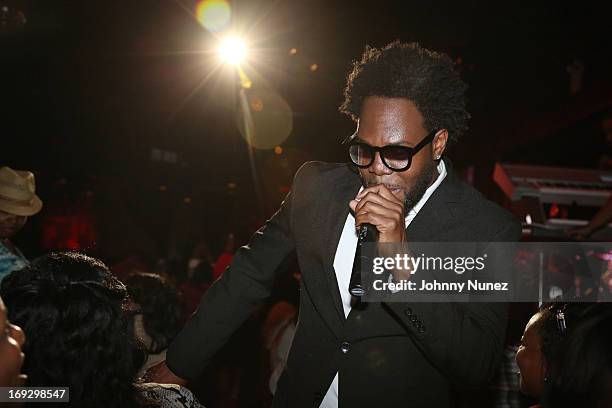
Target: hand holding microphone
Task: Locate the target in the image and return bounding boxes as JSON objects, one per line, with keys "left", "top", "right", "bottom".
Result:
{"left": 349, "top": 184, "right": 407, "bottom": 244}
{"left": 348, "top": 184, "right": 407, "bottom": 297}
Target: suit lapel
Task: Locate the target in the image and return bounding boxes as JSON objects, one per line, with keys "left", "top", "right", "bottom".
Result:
{"left": 323, "top": 166, "right": 362, "bottom": 324}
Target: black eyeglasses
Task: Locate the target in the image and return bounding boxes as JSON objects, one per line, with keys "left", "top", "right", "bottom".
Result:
{"left": 348, "top": 129, "right": 438, "bottom": 172}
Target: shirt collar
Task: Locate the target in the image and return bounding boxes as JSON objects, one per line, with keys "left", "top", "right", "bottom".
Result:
{"left": 405, "top": 159, "right": 447, "bottom": 226}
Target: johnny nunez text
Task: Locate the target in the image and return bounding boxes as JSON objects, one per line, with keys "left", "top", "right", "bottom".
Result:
{"left": 372, "top": 279, "right": 509, "bottom": 292}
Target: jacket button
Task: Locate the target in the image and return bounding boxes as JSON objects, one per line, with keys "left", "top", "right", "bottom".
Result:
{"left": 404, "top": 308, "right": 413, "bottom": 316}
{"left": 418, "top": 325, "right": 426, "bottom": 333}
{"left": 410, "top": 315, "right": 418, "bottom": 323}
{"left": 340, "top": 341, "right": 351, "bottom": 354}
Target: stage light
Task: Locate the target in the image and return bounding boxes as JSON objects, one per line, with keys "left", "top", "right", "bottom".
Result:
{"left": 219, "top": 36, "right": 246, "bottom": 66}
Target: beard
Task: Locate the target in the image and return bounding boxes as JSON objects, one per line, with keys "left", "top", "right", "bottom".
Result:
{"left": 403, "top": 160, "right": 436, "bottom": 211}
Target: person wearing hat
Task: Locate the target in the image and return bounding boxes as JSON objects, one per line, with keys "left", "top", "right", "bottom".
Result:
{"left": 0, "top": 166, "right": 43, "bottom": 281}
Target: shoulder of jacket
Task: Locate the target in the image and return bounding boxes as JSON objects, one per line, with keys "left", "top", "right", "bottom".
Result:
{"left": 452, "top": 182, "right": 521, "bottom": 238}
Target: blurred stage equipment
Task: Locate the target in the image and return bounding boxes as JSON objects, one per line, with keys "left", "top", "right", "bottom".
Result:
{"left": 493, "top": 163, "right": 612, "bottom": 240}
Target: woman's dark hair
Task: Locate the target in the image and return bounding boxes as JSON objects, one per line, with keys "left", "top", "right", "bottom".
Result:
{"left": 536, "top": 302, "right": 612, "bottom": 408}
{"left": 126, "top": 273, "right": 182, "bottom": 354}
{"left": 542, "top": 303, "right": 612, "bottom": 408}
{"left": 340, "top": 41, "right": 470, "bottom": 146}
{"left": 536, "top": 303, "right": 582, "bottom": 366}
{"left": 0, "top": 252, "right": 149, "bottom": 408}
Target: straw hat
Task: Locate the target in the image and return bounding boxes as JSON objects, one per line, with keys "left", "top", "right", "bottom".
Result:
{"left": 0, "top": 166, "right": 43, "bottom": 216}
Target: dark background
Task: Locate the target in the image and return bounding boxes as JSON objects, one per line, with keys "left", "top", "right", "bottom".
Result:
{"left": 2, "top": 0, "right": 611, "bottom": 261}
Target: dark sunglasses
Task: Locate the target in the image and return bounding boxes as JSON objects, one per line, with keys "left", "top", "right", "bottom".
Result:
{"left": 348, "top": 129, "right": 438, "bottom": 172}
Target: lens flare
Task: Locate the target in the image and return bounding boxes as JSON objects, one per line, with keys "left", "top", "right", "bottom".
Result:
{"left": 237, "top": 87, "right": 293, "bottom": 150}
{"left": 196, "top": 0, "right": 231, "bottom": 32}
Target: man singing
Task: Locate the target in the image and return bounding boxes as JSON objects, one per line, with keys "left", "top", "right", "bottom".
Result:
{"left": 152, "top": 41, "right": 521, "bottom": 407}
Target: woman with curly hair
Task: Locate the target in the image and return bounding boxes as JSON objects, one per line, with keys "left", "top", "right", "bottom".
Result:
{"left": 515, "top": 302, "right": 612, "bottom": 408}
{"left": 0, "top": 251, "right": 203, "bottom": 408}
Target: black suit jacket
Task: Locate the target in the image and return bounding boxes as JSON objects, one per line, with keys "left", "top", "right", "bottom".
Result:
{"left": 167, "top": 160, "right": 521, "bottom": 407}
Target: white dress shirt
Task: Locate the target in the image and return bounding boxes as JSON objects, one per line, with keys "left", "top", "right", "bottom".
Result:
{"left": 319, "top": 159, "right": 447, "bottom": 408}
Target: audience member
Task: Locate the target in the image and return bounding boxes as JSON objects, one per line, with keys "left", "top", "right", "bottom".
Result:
{"left": 262, "top": 300, "right": 296, "bottom": 396}
{"left": 0, "top": 166, "right": 42, "bottom": 281}
{"left": 187, "top": 240, "right": 213, "bottom": 279}
{"left": 178, "top": 260, "right": 212, "bottom": 319}
{"left": 112, "top": 252, "right": 151, "bottom": 283}
{"left": 0, "top": 252, "right": 203, "bottom": 408}
{"left": 0, "top": 295, "right": 26, "bottom": 387}
{"left": 515, "top": 302, "right": 612, "bottom": 408}
{"left": 261, "top": 262, "right": 300, "bottom": 399}
{"left": 212, "top": 233, "right": 236, "bottom": 280}
{"left": 540, "top": 304, "right": 612, "bottom": 408}
{"left": 126, "top": 272, "right": 183, "bottom": 374}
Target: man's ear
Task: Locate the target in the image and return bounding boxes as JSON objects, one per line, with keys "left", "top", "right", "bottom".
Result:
{"left": 432, "top": 129, "right": 448, "bottom": 159}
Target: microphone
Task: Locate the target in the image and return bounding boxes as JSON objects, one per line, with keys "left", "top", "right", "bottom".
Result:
{"left": 349, "top": 223, "right": 378, "bottom": 297}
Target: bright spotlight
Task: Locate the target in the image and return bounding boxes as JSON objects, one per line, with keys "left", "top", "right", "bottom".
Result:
{"left": 219, "top": 36, "right": 246, "bottom": 66}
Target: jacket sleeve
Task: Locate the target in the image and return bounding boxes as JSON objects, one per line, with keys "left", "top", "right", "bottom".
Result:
{"left": 382, "top": 220, "right": 521, "bottom": 387}
{"left": 166, "top": 188, "right": 296, "bottom": 380}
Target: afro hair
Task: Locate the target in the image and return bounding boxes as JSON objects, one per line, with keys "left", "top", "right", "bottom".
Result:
{"left": 340, "top": 41, "right": 470, "bottom": 146}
